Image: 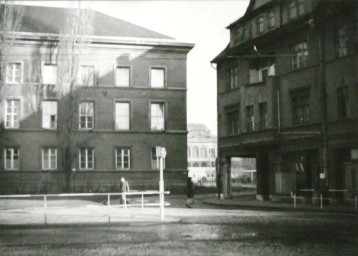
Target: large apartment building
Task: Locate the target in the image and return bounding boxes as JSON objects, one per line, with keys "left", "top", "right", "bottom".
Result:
{"left": 212, "top": 0, "right": 358, "bottom": 201}
{"left": 0, "top": 5, "right": 193, "bottom": 194}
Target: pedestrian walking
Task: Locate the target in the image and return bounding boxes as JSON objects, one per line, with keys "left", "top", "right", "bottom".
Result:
{"left": 185, "top": 177, "right": 195, "bottom": 208}
{"left": 120, "top": 177, "right": 130, "bottom": 205}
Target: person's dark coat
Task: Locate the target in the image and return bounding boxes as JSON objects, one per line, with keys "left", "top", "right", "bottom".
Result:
{"left": 186, "top": 178, "right": 194, "bottom": 198}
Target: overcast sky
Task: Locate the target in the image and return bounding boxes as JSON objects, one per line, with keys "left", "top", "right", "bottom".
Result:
{"left": 19, "top": 0, "right": 249, "bottom": 135}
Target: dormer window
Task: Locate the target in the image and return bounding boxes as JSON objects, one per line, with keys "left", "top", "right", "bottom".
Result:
{"left": 243, "top": 24, "right": 251, "bottom": 41}
{"left": 289, "top": 1, "right": 297, "bottom": 20}
{"left": 298, "top": 0, "right": 305, "bottom": 16}
{"left": 257, "top": 16, "right": 264, "bottom": 34}
{"left": 268, "top": 11, "right": 275, "bottom": 28}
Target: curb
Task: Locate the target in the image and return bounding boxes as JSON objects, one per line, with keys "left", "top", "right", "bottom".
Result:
{"left": 201, "top": 200, "right": 358, "bottom": 215}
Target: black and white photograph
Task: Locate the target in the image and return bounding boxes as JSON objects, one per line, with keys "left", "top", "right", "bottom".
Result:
{"left": 0, "top": 0, "right": 358, "bottom": 255}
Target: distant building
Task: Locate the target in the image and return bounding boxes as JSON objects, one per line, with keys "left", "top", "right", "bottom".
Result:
{"left": 212, "top": 0, "right": 358, "bottom": 201}
{"left": 0, "top": 5, "right": 193, "bottom": 194}
{"left": 187, "top": 124, "right": 217, "bottom": 184}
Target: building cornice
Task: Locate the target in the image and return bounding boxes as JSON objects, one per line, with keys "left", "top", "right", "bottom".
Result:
{"left": 1, "top": 31, "right": 194, "bottom": 51}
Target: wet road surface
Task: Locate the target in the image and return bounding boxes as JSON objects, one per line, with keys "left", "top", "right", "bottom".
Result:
{"left": 1, "top": 206, "right": 358, "bottom": 256}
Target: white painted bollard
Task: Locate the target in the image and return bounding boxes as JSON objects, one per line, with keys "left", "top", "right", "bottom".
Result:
{"left": 124, "top": 193, "right": 127, "bottom": 209}
{"left": 107, "top": 194, "right": 111, "bottom": 223}
{"left": 141, "top": 194, "right": 144, "bottom": 209}
{"left": 44, "top": 195, "right": 47, "bottom": 224}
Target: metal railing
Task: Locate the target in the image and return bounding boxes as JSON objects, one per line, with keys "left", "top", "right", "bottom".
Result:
{"left": 0, "top": 190, "right": 170, "bottom": 224}
{"left": 290, "top": 189, "right": 357, "bottom": 211}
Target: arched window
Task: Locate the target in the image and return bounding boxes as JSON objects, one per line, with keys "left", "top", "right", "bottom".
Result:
{"left": 193, "top": 147, "right": 199, "bottom": 158}
{"left": 193, "top": 162, "right": 199, "bottom": 167}
{"left": 201, "top": 148, "right": 207, "bottom": 157}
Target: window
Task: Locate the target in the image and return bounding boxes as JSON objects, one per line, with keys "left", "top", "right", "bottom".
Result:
{"left": 291, "top": 41, "right": 308, "bottom": 71}
{"left": 246, "top": 105, "right": 254, "bottom": 132}
{"left": 188, "top": 147, "right": 191, "bottom": 158}
{"left": 237, "top": 27, "right": 243, "bottom": 42}
{"left": 79, "top": 148, "right": 94, "bottom": 170}
{"left": 5, "top": 99, "right": 20, "bottom": 129}
{"left": 42, "top": 64, "right": 57, "bottom": 84}
{"left": 42, "top": 101, "right": 57, "bottom": 129}
{"left": 6, "top": 63, "right": 21, "bottom": 83}
{"left": 257, "top": 16, "right": 264, "bottom": 34}
{"left": 116, "top": 147, "right": 130, "bottom": 169}
{"left": 292, "top": 95, "right": 309, "bottom": 125}
{"left": 201, "top": 148, "right": 207, "bottom": 157}
{"left": 151, "top": 103, "right": 165, "bottom": 130}
{"left": 268, "top": 11, "right": 275, "bottom": 28}
{"left": 297, "top": 0, "right": 304, "bottom": 16}
{"left": 259, "top": 67, "right": 269, "bottom": 82}
{"left": 115, "top": 102, "right": 130, "bottom": 130}
{"left": 243, "top": 24, "right": 251, "bottom": 41}
{"left": 227, "top": 66, "right": 239, "bottom": 90}
{"left": 42, "top": 148, "right": 57, "bottom": 170}
{"left": 79, "top": 65, "right": 95, "bottom": 86}
{"left": 151, "top": 147, "right": 165, "bottom": 169}
{"left": 116, "top": 67, "right": 130, "bottom": 87}
{"left": 288, "top": 1, "right": 297, "bottom": 20}
{"left": 79, "top": 102, "right": 94, "bottom": 130}
{"left": 336, "top": 26, "right": 348, "bottom": 57}
{"left": 209, "top": 148, "right": 216, "bottom": 158}
{"left": 193, "top": 147, "right": 199, "bottom": 158}
{"left": 259, "top": 102, "right": 268, "bottom": 130}
{"left": 337, "top": 86, "right": 349, "bottom": 119}
{"left": 227, "top": 111, "right": 239, "bottom": 135}
{"left": 151, "top": 68, "right": 165, "bottom": 88}
{"left": 4, "top": 148, "right": 19, "bottom": 170}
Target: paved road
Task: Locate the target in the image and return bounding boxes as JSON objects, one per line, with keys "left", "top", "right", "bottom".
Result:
{"left": 1, "top": 205, "right": 358, "bottom": 256}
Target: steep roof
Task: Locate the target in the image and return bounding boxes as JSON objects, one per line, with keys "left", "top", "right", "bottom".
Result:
{"left": 1, "top": 4, "right": 173, "bottom": 40}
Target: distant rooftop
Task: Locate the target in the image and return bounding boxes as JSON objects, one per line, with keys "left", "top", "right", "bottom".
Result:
{"left": 0, "top": 4, "right": 173, "bottom": 40}
{"left": 188, "top": 123, "right": 217, "bottom": 140}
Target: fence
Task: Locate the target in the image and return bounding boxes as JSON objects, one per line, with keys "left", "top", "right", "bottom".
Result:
{"left": 0, "top": 190, "right": 170, "bottom": 224}
{"left": 290, "top": 189, "right": 357, "bottom": 212}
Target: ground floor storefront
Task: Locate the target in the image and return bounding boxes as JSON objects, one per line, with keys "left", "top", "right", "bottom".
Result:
{"left": 218, "top": 136, "right": 358, "bottom": 203}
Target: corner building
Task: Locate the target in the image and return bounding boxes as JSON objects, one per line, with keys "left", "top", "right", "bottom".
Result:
{"left": 0, "top": 5, "right": 193, "bottom": 194}
{"left": 212, "top": 0, "right": 358, "bottom": 201}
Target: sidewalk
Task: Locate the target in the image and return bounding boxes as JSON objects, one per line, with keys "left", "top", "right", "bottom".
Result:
{"left": 0, "top": 199, "right": 182, "bottom": 226}
{"left": 200, "top": 192, "right": 358, "bottom": 214}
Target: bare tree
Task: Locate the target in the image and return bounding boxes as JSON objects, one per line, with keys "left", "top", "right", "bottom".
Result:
{"left": 0, "top": 1, "right": 23, "bottom": 92}
{"left": 0, "top": 2, "right": 23, "bottom": 159}
{"left": 56, "top": 3, "right": 94, "bottom": 191}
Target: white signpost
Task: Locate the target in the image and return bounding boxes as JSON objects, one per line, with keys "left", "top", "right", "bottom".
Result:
{"left": 156, "top": 146, "right": 166, "bottom": 220}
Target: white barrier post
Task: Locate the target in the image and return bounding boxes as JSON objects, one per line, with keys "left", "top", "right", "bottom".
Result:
{"left": 141, "top": 194, "right": 144, "bottom": 209}
{"left": 44, "top": 195, "right": 47, "bottom": 224}
{"left": 107, "top": 194, "right": 111, "bottom": 223}
{"left": 320, "top": 194, "right": 323, "bottom": 209}
{"left": 124, "top": 193, "right": 127, "bottom": 209}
